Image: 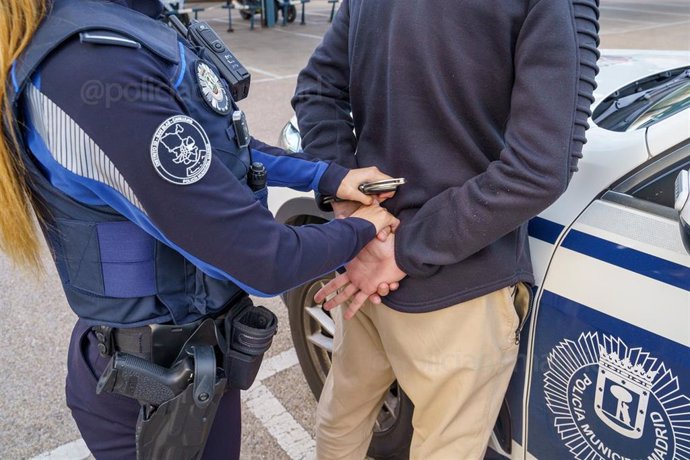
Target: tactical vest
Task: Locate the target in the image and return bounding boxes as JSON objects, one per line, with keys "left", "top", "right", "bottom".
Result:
{"left": 8, "top": 0, "right": 254, "bottom": 327}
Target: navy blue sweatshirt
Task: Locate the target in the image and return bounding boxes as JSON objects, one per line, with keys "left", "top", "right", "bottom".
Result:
{"left": 22, "top": 0, "right": 376, "bottom": 297}
{"left": 293, "top": 0, "right": 600, "bottom": 311}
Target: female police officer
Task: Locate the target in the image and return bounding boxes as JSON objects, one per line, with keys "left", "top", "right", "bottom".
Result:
{"left": 0, "top": 0, "right": 398, "bottom": 457}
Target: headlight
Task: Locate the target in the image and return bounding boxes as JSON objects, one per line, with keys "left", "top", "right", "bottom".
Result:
{"left": 278, "top": 120, "right": 302, "bottom": 153}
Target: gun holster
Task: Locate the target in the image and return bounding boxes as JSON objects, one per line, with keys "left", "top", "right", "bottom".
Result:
{"left": 136, "top": 345, "right": 226, "bottom": 460}
{"left": 95, "top": 298, "right": 277, "bottom": 459}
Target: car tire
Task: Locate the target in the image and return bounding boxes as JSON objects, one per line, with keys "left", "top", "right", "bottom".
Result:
{"left": 285, "top": 274, "right": 414, "bottom": 460}
{"left": 286, "top": 5, "right": 297, "bottom": 23}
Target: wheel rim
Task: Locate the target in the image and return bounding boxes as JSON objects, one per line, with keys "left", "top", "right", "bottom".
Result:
{"left": 302, "top": 279, "right": 334, "bottom": 384}
{"left": 301, "top": 278, "right": 401, "bottom": 433}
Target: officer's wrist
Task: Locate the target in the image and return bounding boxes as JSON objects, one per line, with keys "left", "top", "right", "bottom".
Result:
{"left": 318, "top": 162, "right": 350, "bottom": 197}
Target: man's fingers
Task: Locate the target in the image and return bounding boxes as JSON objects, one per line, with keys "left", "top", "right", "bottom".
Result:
{"left": 376, "top": 191, "right": 396, "bottom": 201}
{"left": 369, "top": 294, "right": 382, "bottom": 304}
{"left": 389, "top": 282, "right": 400, "bottom": 291}
{"left": 344, "top": 291, "right": 370, "bottom": 320}
{"left": 323, "top": 283, "right": 359, "bottom": 311}
{"left": 390, "top": 217, "right": 400, "bottom": 233}
{"left": 376, "top": 282, "right": 390, "bottom": 297}
{"left": 314, "top": 274, "right": 350, "bottom": 304}
{"left": 351, "top": 190, "right": 374, "bottom": 206}
{"left": 377, "top": 226, "right": 391, "bottom": 241}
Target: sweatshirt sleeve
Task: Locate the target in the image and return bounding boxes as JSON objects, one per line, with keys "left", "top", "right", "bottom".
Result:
{"left": 291, "top": 0, "right": 358, "bottom": 170}
{"left": 394, "top": 0, "right": 600, "bottom": 278}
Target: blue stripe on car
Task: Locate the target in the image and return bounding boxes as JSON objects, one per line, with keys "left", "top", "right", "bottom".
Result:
{"left": 529, "top": 217, "right": 690, "bottom": 291}
{"left": 528, "top": 216, "right": 564, "bottom": 244}
{"left": 562, "top": 229, "right": 690, "bottom": 291}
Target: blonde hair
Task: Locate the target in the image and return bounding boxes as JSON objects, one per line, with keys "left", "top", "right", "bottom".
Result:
{"left": 0, "top": 0, "right": 46, "bottom": 270}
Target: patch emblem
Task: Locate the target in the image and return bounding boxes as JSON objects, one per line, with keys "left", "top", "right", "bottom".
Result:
{"left": 196, "top": 61, "right": 230, "bottom": 115}
{"left": 544, "top": 332, "right": 690, "bottom": 460}
{"left": 151, "top": 115, "right": 212, "bottom": 185}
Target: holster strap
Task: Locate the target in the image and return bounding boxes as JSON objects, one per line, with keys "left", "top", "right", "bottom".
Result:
{"left": 93, "top": 325, "right": 154, "bottom": 361}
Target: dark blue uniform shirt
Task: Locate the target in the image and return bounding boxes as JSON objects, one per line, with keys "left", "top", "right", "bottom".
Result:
{"left": 23, "top": 0, "right": 375, "bottom": 298}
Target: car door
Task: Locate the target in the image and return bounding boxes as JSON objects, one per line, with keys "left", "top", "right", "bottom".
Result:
{"left": 522, "top": 142, "right": 690, "bottom": 459}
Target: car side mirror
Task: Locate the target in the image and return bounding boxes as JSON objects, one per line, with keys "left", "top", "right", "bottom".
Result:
{"left": 674, "top": 169, "right": 690, "bottom": 253}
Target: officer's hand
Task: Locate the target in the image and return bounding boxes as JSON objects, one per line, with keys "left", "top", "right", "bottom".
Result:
{"left": 336, "top": 167, "right": 396, "bottom": 205}
{"left": 335, "top": 201, "right": 395, "bottom": 242}
{"left": 351, "top": 201, "right": 400, "bottom": 235}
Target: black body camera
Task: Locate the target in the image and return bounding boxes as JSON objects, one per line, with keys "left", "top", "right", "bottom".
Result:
{"left": 168, "top": 15, "right": 251, "bottom": 101}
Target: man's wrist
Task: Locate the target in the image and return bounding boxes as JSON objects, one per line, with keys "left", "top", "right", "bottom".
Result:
{"left": 394, "top": 224, "right": 440, "bottom": 279}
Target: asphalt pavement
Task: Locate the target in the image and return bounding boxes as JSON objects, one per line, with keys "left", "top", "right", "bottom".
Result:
{"left": 1, "top": 1, "right": 689, "bottom": 459}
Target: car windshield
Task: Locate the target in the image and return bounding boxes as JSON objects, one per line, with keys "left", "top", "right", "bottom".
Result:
{"left": 593, "top": 67, "right": 690, "bottom": 132}
{"left": 628, "top": 82, "right": 690, "bottom": 130}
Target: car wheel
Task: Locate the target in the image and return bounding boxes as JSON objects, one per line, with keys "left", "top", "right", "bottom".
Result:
{"left": 286, "top": 5, "right": 297, "bottom": 23}
{"left": 285, "top": 275, "right": 414, "bottom": 460}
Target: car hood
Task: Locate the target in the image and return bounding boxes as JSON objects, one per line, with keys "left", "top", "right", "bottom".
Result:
{"left": 594, "top": 49, "right": 690, "bottom": 104}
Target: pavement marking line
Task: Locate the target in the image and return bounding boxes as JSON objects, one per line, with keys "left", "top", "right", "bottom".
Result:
{"left": 256, "top": 348, "right": 300, "bottom": 381}
{"left": 31, "top": 348, "right": 305, "bottom": 459}
{"left": 272, "top": 28, "right": 324, "bottom": 40}
{"left": 603, "top": 17, "right": 658, "bottom": 25}
{"left": 253, "top": 74, "right": 299, "bottom": 83}
{"left": 600, "top": 18, "right": 690, "bottom": 35}
{"left": 241, "top": 347, "right": 315, "bottom": 459}
{"left": 303, "top": 11, "right": 333, "bottom": 18}
{"left": 245, "top": 66, "right": 288, "bottom": 80}
{"left": 30, "top": 438, "right": 90, "bottom": 460}
{"left": 242, "top": 383, "right": 316, "bottom": 460}
{"left": 600, "top": 5, "right": 690, "bottom": 17}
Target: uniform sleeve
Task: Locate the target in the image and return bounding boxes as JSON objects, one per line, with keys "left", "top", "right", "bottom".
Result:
{"left": 249, "top": 138, "right": 349, "bottom": 196}
{"left": 291, "top": 0, "right": 357, "bottom": 169}
{"left": 29, "top": 38, "right": 375, "bottom": 296}
{"left": 393, "top": 0, "right": 600, "bottom": 277}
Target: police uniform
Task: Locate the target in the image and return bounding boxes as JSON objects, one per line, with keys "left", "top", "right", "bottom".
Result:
{"left": 7, "top": 0, "right": 377, "bottom": 457}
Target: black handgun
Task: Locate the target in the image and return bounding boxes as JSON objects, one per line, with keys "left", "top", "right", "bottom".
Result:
{"left": 96, "top": 353, "right": 193, "bottom": 406}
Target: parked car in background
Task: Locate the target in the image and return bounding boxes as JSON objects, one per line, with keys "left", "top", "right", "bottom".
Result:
{"left": 270, "top": 50, "right": 690, "bottom": 459}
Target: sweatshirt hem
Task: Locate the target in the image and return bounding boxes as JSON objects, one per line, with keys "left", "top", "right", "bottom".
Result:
{"left": 382, "top": 271, "right": 535, "bottom": 313}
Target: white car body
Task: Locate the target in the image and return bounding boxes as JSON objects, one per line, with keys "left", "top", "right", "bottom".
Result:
{"left": 270, "top": 50, "right": 690, "bottom": 459}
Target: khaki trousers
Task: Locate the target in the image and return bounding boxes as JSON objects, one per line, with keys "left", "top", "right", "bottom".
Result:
{"left": 316, "top": 285, "right": 530, "bottom": 460}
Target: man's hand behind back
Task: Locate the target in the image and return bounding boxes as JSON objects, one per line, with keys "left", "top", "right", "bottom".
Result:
{"left": 315, "top": 235, "right": 406, "bottom": 320}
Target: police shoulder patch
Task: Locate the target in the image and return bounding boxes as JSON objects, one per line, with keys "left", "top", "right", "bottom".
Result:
{"left": 195, "top": 60, "right": 231, "bottom": 115}
{"left": 150, "top": 115, "right": 212, "bottom": 185}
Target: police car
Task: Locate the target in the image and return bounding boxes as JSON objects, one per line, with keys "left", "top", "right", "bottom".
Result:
{"left": 271, "top": 50, "right": 690, "bottom": 459}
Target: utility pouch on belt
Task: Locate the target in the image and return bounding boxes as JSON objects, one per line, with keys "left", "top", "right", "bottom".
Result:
{"left": 223, "top": 301, "right": 277, "bottom": 390}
